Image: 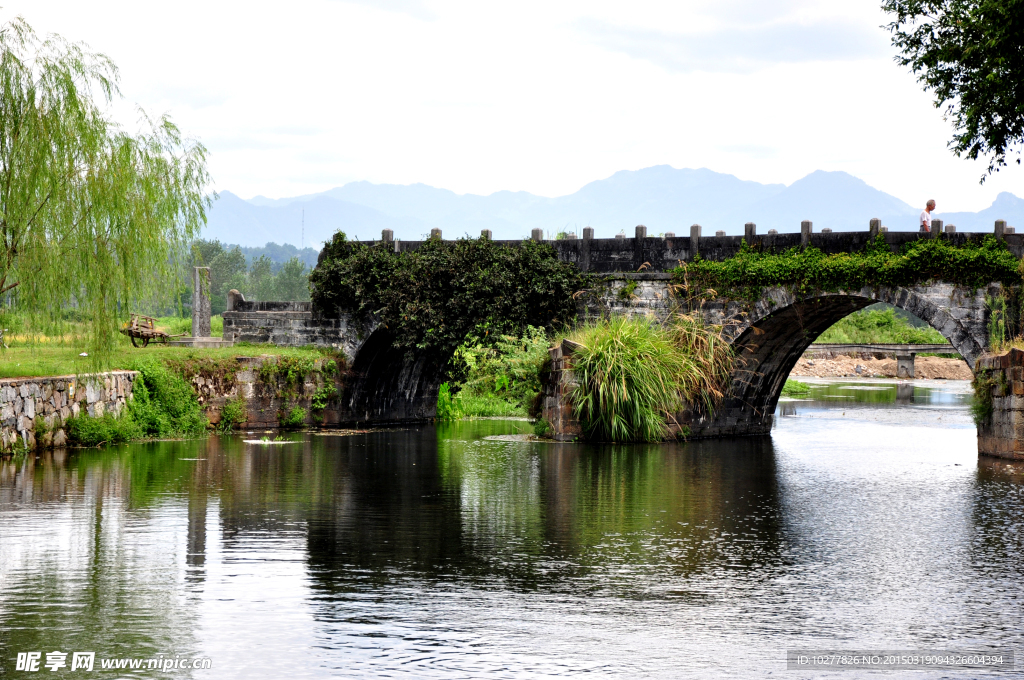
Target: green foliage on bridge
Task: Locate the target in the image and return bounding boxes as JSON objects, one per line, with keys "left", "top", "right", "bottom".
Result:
{"left": 675, "top": 235, "right": 1021, "bottom": 301}
{"left": 309, "top": 232, "right": 591, "bottom": 359}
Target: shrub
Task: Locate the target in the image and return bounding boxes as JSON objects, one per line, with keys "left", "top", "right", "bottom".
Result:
{"left": 279, "top": 406, "right": 307, "bottom": 429}
{"left": 448, "top": 324, "right": 550, "bottom": 416}
{"left": 127, "top": 360, "right": 207, "bottom": 437}
{"left": 567, "top": 315, "right": 733, "bottom": 442}
{"left": 67, "top": 411, "right": 142, "bottom": 447}
{"left": 311, "top": 384, "right": 338, "bottom": 411}
{"left": 309, "top": 232, "right": 589, "bottom": 361}
{"left": 436, "top": 382, "right": 462, "bottom": 421}
{"left": 68, "top": 362, "right": 206, "bottom": 446}
{"left": 218, "top": 395, "right": 247, "bottom": 432}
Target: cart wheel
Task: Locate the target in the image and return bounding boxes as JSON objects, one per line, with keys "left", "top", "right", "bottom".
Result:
{"left": 130, "top": 336, "right": 150, "bottom": 348}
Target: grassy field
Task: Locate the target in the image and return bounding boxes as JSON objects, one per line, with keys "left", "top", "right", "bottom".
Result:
{"left": 0, "top": 313, "right": 332, "bottom": 379}
{"left": 0, "top": 342, "right": 334, "bottom": 379}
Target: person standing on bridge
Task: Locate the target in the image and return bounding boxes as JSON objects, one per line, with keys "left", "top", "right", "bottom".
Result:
{"left": 920, "top": 199, "right": 936, "bottom": 232}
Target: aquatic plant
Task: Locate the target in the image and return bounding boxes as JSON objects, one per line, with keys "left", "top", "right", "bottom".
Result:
{"left": 780, "top": 379, "right": 811, "bottom": 397}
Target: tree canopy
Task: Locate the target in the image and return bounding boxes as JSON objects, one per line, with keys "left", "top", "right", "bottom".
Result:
{"left": 883, "top": 0, "right": 1024, "bottom": 178}
{"left": 186, "top": 239, "right": 311, "bottom": 312}
{"left": 0, "top": 17, "right": 210, "bottom": 355}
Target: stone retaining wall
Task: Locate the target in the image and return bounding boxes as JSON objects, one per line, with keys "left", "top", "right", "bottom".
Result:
{"left": 1, "top": 372, "right": 137, "bottom": 452}
{"left": 186, "top": 355, "right": 345, "bottom": 430}
{"left": 221, "top": 291, "right": 374, "bottom": 358}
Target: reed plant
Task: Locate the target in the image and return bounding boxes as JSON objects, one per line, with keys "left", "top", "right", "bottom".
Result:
{"left": 567, "top": 315, "right": 733, "bottom": 442}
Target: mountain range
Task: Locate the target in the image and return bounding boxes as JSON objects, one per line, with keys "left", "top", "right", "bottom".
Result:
{"left": 203, "top": 166, "right": 1024, "bottom": 248}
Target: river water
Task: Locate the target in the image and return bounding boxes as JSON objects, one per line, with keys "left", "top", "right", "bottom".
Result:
{"left": 1, "top": 379, "right": 1022, "bottom": 678}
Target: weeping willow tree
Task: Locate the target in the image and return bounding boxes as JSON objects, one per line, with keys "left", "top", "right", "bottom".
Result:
{"left": 0, "top": 17, "right": 210, "bottom": 359}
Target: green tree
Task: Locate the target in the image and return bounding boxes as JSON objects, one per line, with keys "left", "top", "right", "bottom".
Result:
{"left": 246, "top": 255, "right": 276, "bottom": 301}
{"left": 884, "top": 0, "right": 1024, "bottom": 177}
{"left": 0, "top": 18, "right": 210, "bottom": 356}
{"left": 274, "top": 257, "right": 310, "bottom": 301}
{"left": 189, "top": 239, "right": 247, "bottom": 312}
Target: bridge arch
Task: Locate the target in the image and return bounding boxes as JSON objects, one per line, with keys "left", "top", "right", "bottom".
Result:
{"left": 690, "top": 283, "right": 996, "bottom": 438}
{"left": 343, "top": 327, "right": 447, "bottom": 424}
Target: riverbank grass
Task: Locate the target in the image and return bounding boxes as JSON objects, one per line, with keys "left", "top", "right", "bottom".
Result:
{"left": 0, "top": 342, "right": 336, "bottom": 379}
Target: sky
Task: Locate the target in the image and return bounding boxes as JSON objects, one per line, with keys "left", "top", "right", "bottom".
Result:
{"left": 6, "top": 0, "right": 1023, "bottom": 211}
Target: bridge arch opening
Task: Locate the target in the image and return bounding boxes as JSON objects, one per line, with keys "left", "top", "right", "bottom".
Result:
{"left": 697, "top": 285, "right": 993, "bottom": 438}
{"left": 343, "top": 327, "right": 448, "bottom": 424}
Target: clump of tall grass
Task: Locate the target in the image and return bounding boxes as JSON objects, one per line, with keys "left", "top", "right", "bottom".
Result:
{"left": 566, "top": 314, "right": 733, "bottom": 442}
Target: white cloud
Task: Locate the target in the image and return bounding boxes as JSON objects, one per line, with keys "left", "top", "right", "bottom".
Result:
{"left": 2, "top": 0, "right": 1021, "bottom": 213}
{"left": 575, "top": 17, "right": 888, "bottom": 73}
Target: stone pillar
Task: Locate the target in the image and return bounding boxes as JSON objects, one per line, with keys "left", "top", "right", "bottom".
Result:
{"left": 480, "top": 229, "right": 492, "bottom": 240}
{"left": 541, "top": 340, "right": 584, "bottom": 441}
{"left": 689, "top": 224, "right": 701, "bottom": 259}
{"left": 531, "top": 228, "right": 543, "bottom": 242}
{"left": 945, "top": 224, "right": 956, "bottom": 234}
{"left": 583, "top": 227, "right": 594, "bottom": 240}
{"left": 995, "top": 219, "right": 1006, "bottom": 240}
{"left": 896, "top": 353, "right": 915, "bottom": 379}
{"left": 381, "top": 229, "right": 393, "bottom": 242}
{"left": 801, "top": 220, "right": 813, "bottom": 247}
{"left": 192, "top": 267, "right": 211, "bottom": 338}
{"left": 744, "top": 222, "right": 756, "bottom": 241}
{"left": 430, "top": 228, "right": 442, "bottom": 240}
{"left": 976, "top": 348, "right": 1024, "bottom": 459}
{"left": 635, "top": 225, "right": 647, "bottom": 239}
{"left": 930, "top": 219, "right": 943, "bottom": 238}
{"left": 869, "top": 218, "right": 880, "bottom": 239}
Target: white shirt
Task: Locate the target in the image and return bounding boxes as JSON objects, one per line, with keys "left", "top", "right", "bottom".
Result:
{"left": 920, "top": 209, "right": 933, "bottom": 229}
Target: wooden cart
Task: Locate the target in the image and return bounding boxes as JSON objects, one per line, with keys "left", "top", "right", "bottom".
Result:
{"left": 120, "top": 314, "right": 184, "bottom": 347}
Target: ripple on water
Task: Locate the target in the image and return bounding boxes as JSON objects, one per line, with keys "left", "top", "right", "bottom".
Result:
{"left": 0, "top": 389, "right": 1021, "bottom": 679}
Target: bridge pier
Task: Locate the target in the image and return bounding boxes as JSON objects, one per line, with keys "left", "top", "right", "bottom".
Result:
{"left": 976, "top": 349, "right": 1024, "bottom": 460}
{"left": 896, "top": 353, "right": 915, "bottom": 379}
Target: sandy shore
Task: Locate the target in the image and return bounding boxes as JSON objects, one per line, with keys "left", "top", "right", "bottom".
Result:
{"left": 790, "top": 354, "right": 973, "bottom": 380}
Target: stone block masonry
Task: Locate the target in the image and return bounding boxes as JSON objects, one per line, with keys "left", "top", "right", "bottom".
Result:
{"left": 541, "top": 340, "right": 583, "bottom": 441}
{"left": 0, "top": 372, "right": 137, "bottom": 452}
{"left": 976, "top": 349, "right": 1024, "bottom": 460}
{"left": 188, "top": 355, "right": 344, "bottom": 430}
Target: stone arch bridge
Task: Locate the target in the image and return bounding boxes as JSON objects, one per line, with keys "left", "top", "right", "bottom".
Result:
{"left": 223, "top": 222, "right": 1017, "bottom": 440}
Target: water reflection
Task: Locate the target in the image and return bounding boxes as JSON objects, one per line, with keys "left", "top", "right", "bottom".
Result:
{"left": 0, "top": 386, "right": 1021, "bottom": 679}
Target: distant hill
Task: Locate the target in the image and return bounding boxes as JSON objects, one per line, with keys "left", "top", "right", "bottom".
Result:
{"left": 203, "top": 166, "right": 1024, "bottom": 248}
